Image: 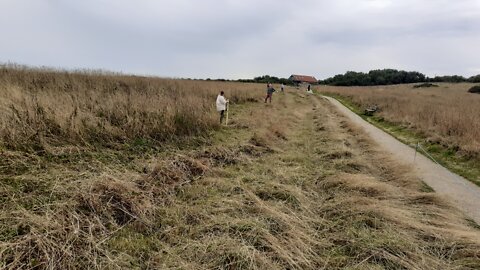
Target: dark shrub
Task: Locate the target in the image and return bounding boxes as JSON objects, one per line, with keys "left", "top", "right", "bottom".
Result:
{"left": 413, "top": 83, "right": 439, "bottom": 88}
{"left": 468, "top": 85, "right": 480, "bottom": 94}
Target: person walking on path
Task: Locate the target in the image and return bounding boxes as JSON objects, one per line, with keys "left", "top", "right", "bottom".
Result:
{"left": 307, "top": 84, "right": 313, "bottom": 94}
{"left": 216, "top": 91, "right": 229, "bottom": 124}
{"left": 281, "top": 83, "right": 285, "bottom": 92}
{"left": 265, "top": 84, "right": 275, "bottom": 103}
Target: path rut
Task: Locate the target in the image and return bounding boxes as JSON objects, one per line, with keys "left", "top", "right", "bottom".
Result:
{"left": 323, "top": 96, "right": 480, "bottom": 224}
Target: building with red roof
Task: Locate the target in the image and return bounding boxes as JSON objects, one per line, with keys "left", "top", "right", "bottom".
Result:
{"left": 289, "top": 74, "right": 318, "bottom": 85}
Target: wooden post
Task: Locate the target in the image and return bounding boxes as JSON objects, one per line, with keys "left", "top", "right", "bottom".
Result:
{"left": 414, "top": 142, "right": 419, "bottom": 163}
{"left": 225, "top": 102, "right": 229, "bottom": 126}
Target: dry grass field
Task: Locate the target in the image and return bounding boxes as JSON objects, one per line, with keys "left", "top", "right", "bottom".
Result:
{"left": 2, "top": 68, "right": 480, "bottom": 269}
{"left": 319, "top": 83, "right": 480, "bottom": 157}
{"left": 0, "top": 65, "right": 258, "bottom": 151}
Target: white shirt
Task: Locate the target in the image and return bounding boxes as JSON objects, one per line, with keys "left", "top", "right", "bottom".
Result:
{"left": 216, "top": 95, "right": 227, "bottom": 111}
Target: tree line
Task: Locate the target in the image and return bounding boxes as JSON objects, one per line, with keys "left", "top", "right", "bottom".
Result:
{"left": 206, "top": 75, "right": 301, "bottom": 85}
{"left": 236, "top": 75, "right": 295, "bottom": 85}
{"left": 205, "top": 70, "right": 480, "bottom": 86}
{"left": 319, "top": 69, "right": 480, "bottom": 86}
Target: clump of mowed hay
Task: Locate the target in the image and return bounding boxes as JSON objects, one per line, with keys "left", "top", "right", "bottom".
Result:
{"left": 413, "top": 82, "right": 439, "bottom": 88}
{"left": 149, "top": 155, "right": 208, "bottom": 186}
{"left": 196, "top": 143, "right": 273, "bottom": 166}
{"left": 321, "top": 173, "right": 393, "bottom": 198}
{"left": 196, "top": 146, "right": 242, "bottom": 166}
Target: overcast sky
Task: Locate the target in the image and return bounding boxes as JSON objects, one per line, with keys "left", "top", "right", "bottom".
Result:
{"left": 1, "top": 0, "right": 479, "bottom": 79}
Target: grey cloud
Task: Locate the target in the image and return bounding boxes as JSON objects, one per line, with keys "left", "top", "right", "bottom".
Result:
{"left": 0, "top": 0, "right": 479, "bottom": 79}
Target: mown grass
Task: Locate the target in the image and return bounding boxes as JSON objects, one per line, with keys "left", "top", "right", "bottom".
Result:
{"left": 321, "top": 91, "right": 480, "bottom": 186}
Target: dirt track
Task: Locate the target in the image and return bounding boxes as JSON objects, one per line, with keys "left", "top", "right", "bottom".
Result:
{"left": 323, "top": 96, "right": 480, "bottom": 224}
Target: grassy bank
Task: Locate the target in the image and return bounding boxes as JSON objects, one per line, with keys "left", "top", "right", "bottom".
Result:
{"left": 321, "top": 92, "right": 480, "bottom": 186}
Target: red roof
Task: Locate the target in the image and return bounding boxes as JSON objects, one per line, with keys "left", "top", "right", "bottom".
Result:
{"left": 290, "top": 74, "right": 318, "bottom": 83}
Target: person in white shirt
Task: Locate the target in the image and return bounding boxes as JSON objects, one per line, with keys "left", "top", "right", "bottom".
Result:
{"left": 281, "top": 83, "right": 285, "bottom": 92}
{"left": 216, "top": 91, "right": 229, "bottom": 124}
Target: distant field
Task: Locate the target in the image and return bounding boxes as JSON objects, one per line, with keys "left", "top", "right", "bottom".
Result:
{"left": 320, "top": 83, "right": 480, "bottom": 157}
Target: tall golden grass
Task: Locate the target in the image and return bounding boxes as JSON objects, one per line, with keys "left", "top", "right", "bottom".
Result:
{"left": 320, "top": 83, "right": 480, "bottom": 157}
{"left": 0, "top": 65, "right": 259, "bottom": 151}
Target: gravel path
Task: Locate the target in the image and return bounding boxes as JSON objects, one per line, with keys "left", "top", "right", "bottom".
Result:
{"left": 323, "top": 96, "right": 480, "bottom": 224}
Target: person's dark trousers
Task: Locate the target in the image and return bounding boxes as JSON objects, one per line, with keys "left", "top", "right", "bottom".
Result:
{"left": 220, "top": 110, "right": 225, "bottom": 124}
{"left": 264, "top": 94, "right": 272, "bottom": 103}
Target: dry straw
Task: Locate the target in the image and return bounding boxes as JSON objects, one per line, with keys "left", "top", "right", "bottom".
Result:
{"left": 0, "top": 65, "right": 260, "bottom": 151}
{"left": 320, "top": 84, "right": 480, "bottom": 157}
